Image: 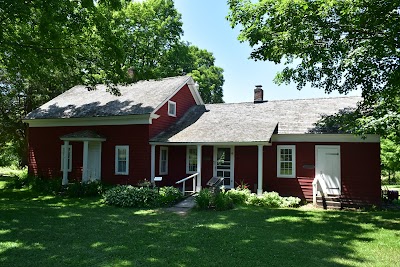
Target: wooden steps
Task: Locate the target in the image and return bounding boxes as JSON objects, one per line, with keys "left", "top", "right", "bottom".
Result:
{"left": 316, "top": 195, "right": 342, "bottom": 210}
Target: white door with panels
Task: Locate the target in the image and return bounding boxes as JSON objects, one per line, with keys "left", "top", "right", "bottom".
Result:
{"left": 315, "top": 145, "right": 341, "bottom": 195}
{"left": 214, "top": 147, "right": 234, "bottom": 189}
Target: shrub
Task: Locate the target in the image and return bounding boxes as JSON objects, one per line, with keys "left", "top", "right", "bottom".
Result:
{"left": 214, "top": 191, "right": 234, "bottom": 211}
{"left": 4, "top": 167, "right": 30, "bottom": 189}
{"left": 226, "top": 188, "right": 251, "bottom": 205}
{"left": 30, "top": 177, "right": 62, "bottom": 194}
{"left": 245, "top": 191, "right": 301, "bottom": 208}
{"left": 64, "top": 181, "right": 103, "bottom": 197}
{"left": 159, "top": 186, "right": 183, "bottom": 206}
{"left": 195, "top": 188, "right": 213, "bottom": 210}
{"left": 261, "top": 191, "right": 283, "bottom": 208}
{"left": 103, "top": 185, "right": 160, "bottom": 208}
{"left": 281, "top": 196, "right": 302, "bottom": 208}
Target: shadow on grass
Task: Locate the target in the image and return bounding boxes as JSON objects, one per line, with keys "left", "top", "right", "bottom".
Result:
{"left": 0, "top": 188, "right": 399, "bottom": 267}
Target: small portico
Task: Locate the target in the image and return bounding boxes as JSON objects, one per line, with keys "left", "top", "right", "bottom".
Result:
{"left": 60, "top": 130, "right": 106, "bottom": 185}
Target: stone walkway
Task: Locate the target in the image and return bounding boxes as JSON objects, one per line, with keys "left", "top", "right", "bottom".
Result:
{"left": 165, "top": 195, "right": 196, "bottom": 215}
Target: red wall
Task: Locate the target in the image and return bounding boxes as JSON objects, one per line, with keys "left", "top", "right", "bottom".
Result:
{"left": 264, "top": 142, "right": 381, "bottom": 204}
{"left": 149, "top": 84, "right": 197, "bottom": 138}
{"left": 28, "top": 125, "right": 151, "bottom": 184}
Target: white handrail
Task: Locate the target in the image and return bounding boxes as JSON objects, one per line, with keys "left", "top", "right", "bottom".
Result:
{"left": 176, "top": 173, "right": 198, "bottom": 195}
{"left": 312, "top": 176, "right": 321, "bottom": 206}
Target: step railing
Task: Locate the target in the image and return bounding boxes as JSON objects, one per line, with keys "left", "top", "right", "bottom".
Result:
{"left": 312, "top": 176, "right": 321, "bottom": 206}
{"left": 176, "top": 173, "right": 198, "bottom": 195}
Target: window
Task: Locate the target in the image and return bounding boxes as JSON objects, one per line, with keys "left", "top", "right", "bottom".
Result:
{"left": 159, "top": 147, "right": 168, "bottom": 175}
{"left": 186, "top": 146, "right": 197, "bottom": 173}
{"left": 277, "top": 145, "right": 296, "bottom": 178}
{"left": 61, "top": 145, "right": 72, "bottom": 172}
{"left": 168, "top": 100, "right": 176, "bottom": 117}
{"left": 115, "top": 146, "right": 129, "bottom": 175}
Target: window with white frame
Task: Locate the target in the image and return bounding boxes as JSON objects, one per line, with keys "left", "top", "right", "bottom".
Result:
{"left": 159, "top": 147, "right": 168, "bottom": 175}
{"left": 186, "top": 146, "right": 197, "bottom": 174}
{"left": 61, "top": 145, "right": 72, "bottom": 172}
{"left": 115, "top": 146, "right": 129, "bottom": 175}
{"left": 168, "top": 100, "right": 176, "bottom": 117}
{"left": 277, "top": 145, "right": 296, "bottom": 178}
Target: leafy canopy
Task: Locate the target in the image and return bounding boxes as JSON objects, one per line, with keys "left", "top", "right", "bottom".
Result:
{"left": 228, "top": 0, "right": 399, "bottom": 136}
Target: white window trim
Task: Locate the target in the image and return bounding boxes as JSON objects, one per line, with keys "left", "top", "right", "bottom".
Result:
{"left": 186, "top": 146, "right": 197, "bottom": 174}
{"left": 167, "top": 100, "right": 176, "bottom": 117}
{"left": 115, "top": 145, "right": 129, "bottom": 175}
{"left": 61, "top": 145, "right": 72, "bottom": 172}
{"left": 277, "top": 145, "right": 296, "bottom": 178}
{"left": 159, "top": 147, "right": 168, "bottom": 175}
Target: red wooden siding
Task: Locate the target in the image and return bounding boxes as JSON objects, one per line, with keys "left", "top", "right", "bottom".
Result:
{"left": 149, "top": 84, "right": 197, "bottom": 138}
{"left": 264, "top": 142, "right": 381, "bottom": 204}
{"left": 28, "top": 125, "right": 151, "bottom": 184}
{"left": 234, "top": 146, "right": 258, "bottom": 192}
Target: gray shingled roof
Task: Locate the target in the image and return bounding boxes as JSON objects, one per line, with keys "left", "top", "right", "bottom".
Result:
{"left": 26, "top": 76, "right": 191, "bottom": 119}
{"left": 151, "top": 96, "right": 362, "bottom": 143}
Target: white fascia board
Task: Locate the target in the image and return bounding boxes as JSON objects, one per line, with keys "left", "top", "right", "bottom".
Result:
{"left": 151, "top": 76, "right": 205, "bottom": 117}
{"left": 149, "top": 141, "right": 272, "bottom": 146}
{"left": 24, "top": 114, "right": 153, "bottom": 127}
{"left": 271, "top": 134, "right": 380, "bottom": 143}
{"left": 60, "top": 137, "right": 107, "bottom": 142}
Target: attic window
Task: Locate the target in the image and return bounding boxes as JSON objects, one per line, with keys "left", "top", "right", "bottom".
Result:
{"left": 168, "top": 101, "right": 176, "bottom": 117}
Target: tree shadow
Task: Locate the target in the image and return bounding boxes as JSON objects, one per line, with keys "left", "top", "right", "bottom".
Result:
{"left": 308, "top": 107, "right": 361, "bottom": 134}
{"left": 0, "top": 192, "right": 399, "bottom": 267}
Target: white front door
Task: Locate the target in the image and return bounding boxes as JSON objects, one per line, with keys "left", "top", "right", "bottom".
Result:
{"left": 315, "top": 145, "right": 341, "bottom": 195}
{"left": 214, "top": 147, "right": 234, "bottom": 189}
{"left": 87, "top": 142, "right": 102, "bottom": 181}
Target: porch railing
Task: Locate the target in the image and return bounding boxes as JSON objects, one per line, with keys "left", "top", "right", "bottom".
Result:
{"left": 176, "top": 173, "right": 198, "bottom": 195}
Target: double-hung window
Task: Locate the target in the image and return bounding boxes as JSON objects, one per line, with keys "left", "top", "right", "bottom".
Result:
{"left": 277, "top": 145, "right": 296, "bottom": 178}
{"left": 61, "top": 145, "right": 72, "bottom": 172}
{"left": 159, "top": 147, "right": 168, "bottom": 175}
{"left": 186, "top": 146, "right": 197, "bottom": 174}
{"left": 168, "top": 100, "right": 176, "bottom": 117}
{"left": 115, "top": 146, "right": 129, "bottom": 175}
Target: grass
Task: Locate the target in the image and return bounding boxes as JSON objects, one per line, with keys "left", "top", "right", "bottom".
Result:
{"left": 1, "top": 186, "right": 400, "bottom": 266}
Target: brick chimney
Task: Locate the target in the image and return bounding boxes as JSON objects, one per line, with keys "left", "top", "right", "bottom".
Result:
{"left": 254, "top": 85, "right": 264, "bottom": 103}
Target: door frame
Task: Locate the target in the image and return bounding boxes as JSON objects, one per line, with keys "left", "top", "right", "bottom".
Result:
{"left": 315, "top": 145, "right": 341, "bottom": 195}
{"left": 213, "top": 146, "right": 235, "bottom": 189}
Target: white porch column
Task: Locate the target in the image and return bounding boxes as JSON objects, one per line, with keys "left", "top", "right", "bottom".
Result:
{"left": 257, "top": 144, "right": 264, "bottom": 196}
{"left": 62, "top": 140, "right": 69, "bottom": 186}
{"left": 150, "top": 145, "right": 156, "bottom": 183}
{"left": 196, "top": 144, "right": 202, "bottom": 192}
{"left": 82, "top": 141, "right": 89, "bottom": 183}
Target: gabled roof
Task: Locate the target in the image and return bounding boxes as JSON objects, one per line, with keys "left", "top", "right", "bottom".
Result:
{"left": 151, "top": 96, "right": 362, "bottom": 144}
{"left": 26, "top": 76, "right": 198, "bottom": 120}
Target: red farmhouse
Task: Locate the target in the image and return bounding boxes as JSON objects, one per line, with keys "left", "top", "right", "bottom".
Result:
{"left": 24, "top": 76, "right": 381, "bottom": 206}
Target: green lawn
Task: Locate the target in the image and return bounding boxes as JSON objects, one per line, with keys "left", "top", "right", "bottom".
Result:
{"left": 1, "top": 188, "right": 399, "bottom": 267}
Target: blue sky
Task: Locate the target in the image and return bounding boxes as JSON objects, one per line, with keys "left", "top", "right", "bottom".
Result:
{"left": 174, "top": 0, "right": 361, "bottom": 103}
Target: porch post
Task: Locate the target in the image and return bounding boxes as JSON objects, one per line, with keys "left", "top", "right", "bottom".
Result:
{"left": 82, "top": 141, "right": 89, "bottom": 183}
{"left": 196, "top": 144, "right": 202, "bottom": 192}
{"left": 257, "top": 144, "right": 263, "bottom": 196}
{"left": 62, "top": 140, "right": 69, "bottom": 186}
{"left": 150, "top": 144, "right": 155, "bottom": 183}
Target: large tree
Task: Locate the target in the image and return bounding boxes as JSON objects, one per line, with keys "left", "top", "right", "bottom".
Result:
{"left": 0, "top": 0, "right": 224, "bottom": 166}
{"left": 227, "top": 0, "right": 399, "bottom": 136}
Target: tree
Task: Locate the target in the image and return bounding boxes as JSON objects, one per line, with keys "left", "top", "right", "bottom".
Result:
{"left": 381, "top": 135, "right": 400, "bottom": 184}
{"left": 227, "top": 0, "right": 399, "bottom": 135}
{"left": 0, "top": 0, "right": 224, "bottom": 166}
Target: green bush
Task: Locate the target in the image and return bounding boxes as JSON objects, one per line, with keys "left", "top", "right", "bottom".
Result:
{"left": 214, "top": 191, "right": 234, "bottom": 211}
{"left": 64, "top": 181, "right": 103, "bottom": 197}
{"left": 195, "top": 188, "right": 213, "bottom": 210}
{"left": 226, "top": 188, "right": 251, "bottom": 205}
{"left": 159, "top": 186, "right": 182, "bottom": 206}
{"left": 261, "top": 191, "right": 283, "bottom": 207}
{"left": 103, "top": 185, "right": 161, "bottom": 208}
{"left": 30, "top": 177, "right": 62, "bottom": 195}
{"left": 3, "top": 167, "right": 29, "bottom": 189}
{"left": 281, "top": 196, "right": 302, "bottom": 208}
